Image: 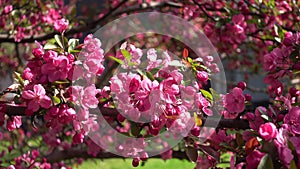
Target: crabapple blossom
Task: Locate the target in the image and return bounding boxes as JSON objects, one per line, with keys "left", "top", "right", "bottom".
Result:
{"left": 6, "top": 116, "right": 22, "bottom": 131}
{"left": 245, "top": 150, "right": 265, "bottom": 169}
{"left": 224, "top": 87, "right": 245, "bottom": 113}
{"left": 284, "top": 107, "right": 300, "bottom": 134}
{"left": 258, "top": 122, "right": 278, "bottom": 141}
{"left": 53, "top": 18, "right": 69, "bottom": 33}
{"left": 22, "top": 84, "right": 52, "bottom": 114}
{"left": 41, "top": 55, "right": 72, "bottom": 82}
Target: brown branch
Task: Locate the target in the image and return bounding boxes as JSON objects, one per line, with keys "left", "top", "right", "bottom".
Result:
{"left": 2, "top": 104, "right": 249, "bottom": 129}
{"left": 46, "top": 147, "right": 188, "bottom": 163}
{"left": 0, "top": 1, "right": 182, "bottom": 43}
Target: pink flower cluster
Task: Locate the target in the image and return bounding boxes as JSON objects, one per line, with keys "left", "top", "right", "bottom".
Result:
{"left": 223, "top": 87, "right": 246, "bottom": 119}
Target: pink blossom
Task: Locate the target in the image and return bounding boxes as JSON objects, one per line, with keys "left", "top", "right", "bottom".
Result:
{"left": 129, "top": 76, "right": 141, "bottom": 93}
{"left": 22, "top": 84, "right": 52, "bottom": 113}
{"left": 222, "top": 110, "right": 239, "bottom": 119}
{"left": 43, "top": 50, "right": 58, "bottom": 62}
{"left": 258, "top": 122, "right": 278, "bottom": 141}
{"left": 284, "top": 107, "right": 300, "bottom": 134}
{"left": 290, "top": 137, "right": 300, "bottom": 155}
{"left": 232, "top": 14, "right": 246, "bottom": 34}
{"left": 263, "top": 53, "right": 277, "bottom": 72}
{"left": 196, "top": 71, "right": 208, "bottom": 82}
{"left": 277, "top": 146, "right": 294, "bottom": 167}
{"left": 6, "top": 116, "right": 22, "bottom": 131}
{"left": 41, "top": 55, "right": 71, "bottom": 82}
{"left": 81, "top": 85, "right": 99, "bottom": 109}
{"left": 4, "top": 5, "right": 13, "bottom": 14}
{"left": 58, "top": 106, "right": 76, "bottom": 124}
{"left": 283, "top": 32, "right": 300, "bottom": 46}
{"left": 195, "top": 93, "right": 212, "bottom": 116}
{"left": 53, "top": 18, "right": 69, "bottom": 33}
{"left": 160, "top": 149, "right": 173, "bottom": 161}
{"left": 146, "top": 48, "right": 162, "bottom": 71}
{"left": 22, "top": 68, "right": 33, "bottom": 81}
{"left": 32, "top": 47, "right": 44, "bottom": 59}
{"left": 224, "top": 87, "right": 245, "bottom": 113}
{"left": 159, "top": 77, "right": 179, "bottom": 96}
{"left": 246, "top": 150, "right": 265, "bottom": 169}
{"left": 7, "top": 165, "right": 15, "bottom": 169}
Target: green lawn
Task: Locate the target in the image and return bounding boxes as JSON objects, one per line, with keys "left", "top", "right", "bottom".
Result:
{"left": 76, "top": 157, "right": 230, "bottom": 169}
{"left": 76, "top": 158, "right": 195, "bottom": 169}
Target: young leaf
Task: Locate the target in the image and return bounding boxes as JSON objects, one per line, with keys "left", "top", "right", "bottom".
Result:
{"left": 146, "top": 71, "right": 155, "bottom": 81}
{"left": 257, "top": 154, "right": 274, "bottom": 169}
{"left": 200, "top": 89, "right": 213, "bottom": 101}
{"left": 44, "top": 42, "right": 58, "bottom": 50}
{"left": 186, "top": 146, "right": 198, "bottom": 162}
{"left": 68, "top": 38, "right": 79, "bottom": 53}
{"left": 52, "top": 96, "right": 61, "bottom": 105}
{"left": 121, "top": 49, "right": 132, "bottom": 61}
{"left": 290, "top": 160, "right": 297, "bottom": 169}
{"left": 108, "top": 56, "right": 124, "bottom": 65}
{"left": 183, "top": 48, "right": 189, "bottom": 59}
{"left": 54, "top": 34, "right": 64, "bottom": 48}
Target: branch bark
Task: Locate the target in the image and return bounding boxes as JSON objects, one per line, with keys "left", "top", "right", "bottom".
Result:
{"left": 2, "top": 104, "right": 249, "bottom": 129}
{"left": 0, "top": 1, "right": 182, "bottom": 43}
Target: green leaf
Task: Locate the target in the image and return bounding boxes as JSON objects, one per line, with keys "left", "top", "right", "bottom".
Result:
{"left": 53, "top": 80, "right": 70, "bottom": 85}
{"left": 44, "top": 42, "right": 58, "bottom": 50}
{"left": 257, "top": 154, "right": 274, "bottom": 169}
{"left": 292, "top": 102, "right": 300, "bottom": 106}
{"left": 261, "top": 114, "right": 272, "bottom": 121}
{"left": 290, "top": 160, "right": 297, "bottom": 169}
{"left": 121, "top": 49, "right": 132, "bottom": 61}
{"left": 52, "top": 96, "right": 61, "bottom": 105}
{"left": 150, "top": 68, "right": 160, "bottom": 75}
{"left": 146, "top": 71, "right": 155, "bottom": 81}
{"left": 200, "top": 89, "right": 213, "bottom": 101}
{"left": 187, "top": 57, "right": 193, "bottom": 63}
{"left": 186, "top": 147, "right": 198, "bottom": 162}
{"left": 14, "top": 71, "right": 24, "bottom": 87}
{"left": 108, "top": 56, "right": 124, "bottom": 65}
{"left": 54, "top": 34, "right": 64, "bottom": 48}
{"left": 130, "top": 123, "right": 141, "bottom": 137}
{"left": 69, "top": 49, "right": 81, "bottom": 53}
{"left": 209, "top": 88, "right": 220, "bottom": 100}
{"left": 68, "top": 38, "right": 79, "bottom": 53}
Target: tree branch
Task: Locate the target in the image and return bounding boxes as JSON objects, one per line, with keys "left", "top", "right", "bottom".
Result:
{"left": 0, "top": 1, "right": 182, "bottom": 43}
{"left": 2, "top": 104, "right": 249, "bottom": 129}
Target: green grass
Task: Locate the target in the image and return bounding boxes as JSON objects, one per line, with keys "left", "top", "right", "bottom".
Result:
{"left": 75, "top": 153, "right": 231, "bottom": 169}
{"left": 76, "top": 158, "right": 196, "bottom": 169}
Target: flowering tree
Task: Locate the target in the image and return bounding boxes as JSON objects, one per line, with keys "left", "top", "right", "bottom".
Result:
{"left": 0, "top": 0, "right": 300, "bottom": 169}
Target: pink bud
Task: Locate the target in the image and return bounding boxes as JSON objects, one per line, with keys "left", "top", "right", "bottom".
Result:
{"left": 72, "top": 132, "right": 84, "bottom": 144}
{"left": 196, "top": 71, "right": 208, "bottom": 82}
{"left": 245, "top": 94, "right": 252, "bottom": 101}
{"left": 294, "top": 62, "right": 300, "bottom": 70}
{"left": 132, "top": 158, "right": 140, "bottom": 167}
{"left": 53, "top": 18, "right": 69, "bottom": 33}
{"left": 32, "top": 47, "right": 44, "bottom": 58}
{"left": 191, "top": 126, "right": 200, "bottom": 136}
{"left": 237, "top": 81, "right": 246, "bottom": 90}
